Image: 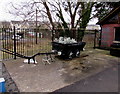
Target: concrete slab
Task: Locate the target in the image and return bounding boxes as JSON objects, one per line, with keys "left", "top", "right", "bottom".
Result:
{"left": 3, "top": 49, "right": 119, "bottom": 92}
{"left": 54, "top": 65, "right": 118, "bottom": 92}
{"left": 0, "top": 62, "right": 2, "bottom": 77}
{"left": 2, "top": 63, "right": 19, "bottom": 92}
{"left": 3, "top": 56, "right": 72, "bottom": 92}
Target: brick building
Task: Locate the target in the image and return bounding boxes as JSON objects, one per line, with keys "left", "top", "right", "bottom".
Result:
{"left": 97, "top": 6, "right": 120, "bottom": 48}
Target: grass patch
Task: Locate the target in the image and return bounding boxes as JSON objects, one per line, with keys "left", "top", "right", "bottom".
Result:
{"left": 2, "top": 38, "right": 52, "bottom": 60}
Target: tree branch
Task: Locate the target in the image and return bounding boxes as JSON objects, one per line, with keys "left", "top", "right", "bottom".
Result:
{"left": 68, "top": 2, "right": 73, "bottom": 17}
{"left": 42, "top": 2, "right": 55, "bottom": 30}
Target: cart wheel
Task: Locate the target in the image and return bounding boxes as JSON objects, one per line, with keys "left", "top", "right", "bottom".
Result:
{"left": 75, "top": 50, "right": 80, "bottom": 57}
{"left": 68, "top": 51, "right": 73, "bottom": 59}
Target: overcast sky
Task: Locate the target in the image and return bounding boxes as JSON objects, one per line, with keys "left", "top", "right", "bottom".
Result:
{"left": 0, "top": 0, "right": 98, "bottom": 24}
{"left": 0, "top": 0, "right": 26, "bottom": 21}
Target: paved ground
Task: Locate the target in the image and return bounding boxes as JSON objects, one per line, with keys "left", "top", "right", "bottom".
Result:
{"left": 54, "top": 64, "right": 119, "bottom": 92}
{"left": 3, "top": 56, "right": 71, "bottom": 92}
{"left": 3, "top": 49, "right": 119, "bottom": 92}
{"left": 2, "top": 63, "right": 19, "bottom": 92}
{"left": 0, "top": 62, "right": 2, "bottom": 77}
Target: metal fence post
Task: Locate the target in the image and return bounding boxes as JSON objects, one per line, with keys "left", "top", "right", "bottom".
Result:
{"left": 35, "top": 9, "right": 38, "bottom": 44}
{"left": 13, "top": 26, "right": 16, "bottom": 59}
{"left": 35, "top": 28, "right": 38, "bottom": 44}
{"left": 94, "top": 29, "right": 97, "bottom": 49}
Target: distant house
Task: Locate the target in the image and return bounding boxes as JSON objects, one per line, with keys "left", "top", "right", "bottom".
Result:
{"left": 11, "top": 20, "right": 51, "bottom": 30}
{"left": 0, "top": 21, "right": 11, "bottom": 28}
{"left": 11, "top": 21, "right": 22, "bottom": 32}
{"left": 97, "top": 6, "right": 120, "bottom": 48}
{"left": 86, "top": 25, "right": 100, "bottom": 31}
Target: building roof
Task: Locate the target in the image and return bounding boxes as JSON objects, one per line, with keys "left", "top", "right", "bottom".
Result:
{"left": 97, "top": 6, "right": 120, "bottom": 25}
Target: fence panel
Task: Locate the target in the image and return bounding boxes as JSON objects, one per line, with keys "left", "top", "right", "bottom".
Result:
{"left": 1, "top": 27, "right": 52, "bottom": 60}
{"left": 1, "top": 26, "right": 101, "bottom": 60}
{"left": 54, "top": 29, "right": 101, "bottom": 49}
{"left": 1, "top": 28, "right": 14, "bottom": 60}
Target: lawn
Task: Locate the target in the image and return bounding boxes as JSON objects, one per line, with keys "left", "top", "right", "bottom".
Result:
{"left": 1, "top": 38, "right": 52, "bottom": 60}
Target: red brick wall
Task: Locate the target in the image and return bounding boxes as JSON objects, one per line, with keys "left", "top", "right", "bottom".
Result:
{"left": 101, "top": 24, "right": 120, "bottom": 47}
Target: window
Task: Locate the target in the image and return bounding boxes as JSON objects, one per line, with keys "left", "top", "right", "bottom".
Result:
{"left": 115, "top": 27, "right": 120, "bottom": 41}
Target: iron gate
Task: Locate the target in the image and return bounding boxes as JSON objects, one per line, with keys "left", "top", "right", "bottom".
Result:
{"left": 0, "top": 27, "right": 52, "bottom": 60}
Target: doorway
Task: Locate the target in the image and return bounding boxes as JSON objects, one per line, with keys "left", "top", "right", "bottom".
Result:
{"left": 115, "top": 27, "right": 120, "bottom": 41}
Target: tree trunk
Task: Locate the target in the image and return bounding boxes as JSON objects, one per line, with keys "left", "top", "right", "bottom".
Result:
{"left": 77, "top": 2, "right": 94, "bottom": 41}
{"left": 43, "top": 2, "right": 55, "bottom": 41}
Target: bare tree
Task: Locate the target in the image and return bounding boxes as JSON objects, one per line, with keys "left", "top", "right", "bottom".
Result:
{"left": 9, "top": 0, "right": 96, "bottom": 41}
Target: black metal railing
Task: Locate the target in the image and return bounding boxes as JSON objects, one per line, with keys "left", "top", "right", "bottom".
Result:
{"left": 0, "top": 27, "right": 52, "bottom": 60}
{"left": 0, "top": 27, "right": 101, "bottom": 60}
